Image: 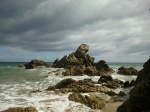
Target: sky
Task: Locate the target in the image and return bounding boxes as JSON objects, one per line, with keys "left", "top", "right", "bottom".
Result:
{"left": 0, "top": 0, "right": 150, "bottom": 62}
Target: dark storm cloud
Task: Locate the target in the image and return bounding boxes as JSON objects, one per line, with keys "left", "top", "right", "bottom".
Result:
{"left": 0, "top": 0, "right": 150, "bottom": 62}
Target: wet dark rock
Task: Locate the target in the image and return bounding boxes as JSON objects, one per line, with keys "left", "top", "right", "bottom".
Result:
{"left": 117, "top": 66, "right": 138, "bottom": 75}
{"left": 117, "top": 58, "right": 150, "bottom": 112}
{"left": 124, "top": 80, "right": 135, "bottom": 88}
{"left": 117, "top": 91, "right": 126, "bottom": 97}
{"left": 24, "top": 59, "right": 50, "bottom": 69}
{"left": 68, "top": 93, "right": 105, "bottom": 109}
{"left": 47, "top": 78, "right": 76, "bottom": 90}
{"left": 1, "top": 107, "right": 38, "bottom": 112}
{"left": 98, "top": 75, "right": 124, "bottom": 89}
{"left": 30, "top": 89, "right": 41, "bottom": 93}
{"left": 105, "top": 91, "right": 117, "bottom": 96}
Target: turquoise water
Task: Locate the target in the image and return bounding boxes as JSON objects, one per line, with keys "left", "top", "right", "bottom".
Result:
{"left": 0, "top": 62, "right": 47, "bottom": 84}
{"left": 0, "top": 62, "right": 143, "bottom": 112}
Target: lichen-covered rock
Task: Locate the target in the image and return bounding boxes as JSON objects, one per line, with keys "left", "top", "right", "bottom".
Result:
{"left": 117, "top": 66, "right": 138, "bottom": 75}
{"left": 1, "top": 107, "right": 38, "bottom": 112}
{"left": 117, "top": 58, "right": 150, "bottom": 112}
{"left": 24, "top": 59, "right": 50, "bottom": 69}
{"left": 68, "top": 93, "right": 105, "bottom": 109}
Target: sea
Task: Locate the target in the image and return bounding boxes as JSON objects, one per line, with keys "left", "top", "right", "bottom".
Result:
{"left": 0, "top": 62, "right": 143, "bottom": 112}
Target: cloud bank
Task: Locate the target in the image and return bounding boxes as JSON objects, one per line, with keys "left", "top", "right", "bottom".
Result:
{"left": 0, "top": 0, "right": 150, "bottom": 62}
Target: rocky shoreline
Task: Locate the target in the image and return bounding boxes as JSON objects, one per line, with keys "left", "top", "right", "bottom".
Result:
{"left": 2, "top": 44, "right": 149, "bottom": 112}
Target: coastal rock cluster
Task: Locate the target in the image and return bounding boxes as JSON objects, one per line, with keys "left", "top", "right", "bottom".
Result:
{"left": 117, "top": 58, "right": 150, "bottom": 112}
{"left": 24, "top": 59, "right": 50, "bottom": 69}
{"left": 13, "top": 44, "right": 144, "bottom": 111}
{"left": 52, "top": 44, "right": 114, "bottom": 76}
{"left": 47, "top": 75, "right": 124, "bottom": 94}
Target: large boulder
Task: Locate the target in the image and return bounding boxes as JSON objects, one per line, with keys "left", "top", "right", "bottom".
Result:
{"left": 24, "top": 59, "right": 50, "bottom": 69}
{"left": 117, "top": 66, "right": 138, "bottom": 75}
{"left": 74, "top": 44, "right": 89, "bottom": 58}
{"left": 68, "top": 93, "right": 105, "bottom": 109}
{"left": 1, "top": 107, "right": 38, "bottom": 112}
{"left": 95, "top": 60, "right": 114, "bottom": 75}
{"left": 117, "top": 58, "right": 150, "bottom": 112}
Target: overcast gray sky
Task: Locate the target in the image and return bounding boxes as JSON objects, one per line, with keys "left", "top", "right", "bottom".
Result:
{"left": 0, "top": 0, "right": 150, "bottom": 62}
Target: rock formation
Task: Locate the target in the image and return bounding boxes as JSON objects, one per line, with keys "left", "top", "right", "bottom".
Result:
{"left": 117, "top": 66, "right": 138, "bottom": 75}
{"left": 117, "top": 58, "right": 150, "bottom": 112}
{"left": 52, "top": 44, "right": 114, "bottom": 76}
{"left": 1, "top": 107, "right": 38, "bottom": 112}
{"left": 47, "top": 76, "right": 124, "bottom": 95}
{"left": 69, "top": 93, "right": 105, "bottom": 109}
{"left": 24, "top": 59, "right": 50, "bottom": 69}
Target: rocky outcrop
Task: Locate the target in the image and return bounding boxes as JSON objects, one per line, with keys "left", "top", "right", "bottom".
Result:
{"left": 52, "top": 44, "right": 114, "bottom": 76}
{"left": 47, "top": 77, "right": 124, "bottom": 95}
{"left": 1, "top": 107, "right": 38, "bottom": 112}
{"left": 117, "top": 66, "right": 138, "bottom": 75}
{"left": 24, "top": 59, "right": 50, "bottom": 69}
{"left": 117, "top": 58, "right": 150, "bottom": 112}
{"left": 69, "top": 93, "right": 105, "bottom": 109}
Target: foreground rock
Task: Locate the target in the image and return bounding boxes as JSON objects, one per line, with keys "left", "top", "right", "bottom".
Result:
{"left": 47, "top": 76, "right": 124, "bottom": 95}
{"left": 24, "top": 59, "right": 50, "bottom": 69}
{"left": 52, "top": 44, "right": 114, "bottom": 76}
{"left": 117, "top": 66, "right": 138, "bottom": 75}
{"left": 1, "top": 107, "right": 38, "bottom": 112}
{"left": 117, "top": 58, "right": 150, "bottom": 112}
{"left": 69, "top": 93, "right": 105, "bottom": 109}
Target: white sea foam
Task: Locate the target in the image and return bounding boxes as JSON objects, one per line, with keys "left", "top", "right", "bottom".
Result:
{"left": 0, "top": 65, "right": 139, "bottom": 112}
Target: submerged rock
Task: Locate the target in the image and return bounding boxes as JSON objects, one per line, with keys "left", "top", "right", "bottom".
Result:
{"left": 117, "top": 58, "right": 150, "bottom": 112}
{"left": 1, "top": 107, "right": 38, "bottom": 112}
{"left": 117, "top": 66, "right": 138, "bottom": 75}
{"left": 52, "top": 44, "right": 114, "bottom": 76}
{"left": 68, "top": 93, "right": 105, "bottom": 109}
{"left": 24, "top": 59, "right": 50, "bottom": 69}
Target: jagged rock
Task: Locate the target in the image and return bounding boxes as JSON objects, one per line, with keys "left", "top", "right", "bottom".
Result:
{"left": 24, "top": 59, "right": 50, "bottom": 69}
{"left": 117, "top": 66, "right": 138, "bottom": 75}
{"left": 68, "top": 93, "right": 105, "bottom": 109}
{"left": 98, "top": 75, "right": 124, "bottom": 89}
{"left": 52, "top": 44, "right": 114, "bottom": 76}
{"left": 62, "top": 65, "right": 85, "bottom": 76}
{"left": 117, "top": 58, "right": 150, "bottom": 112}
{"left": 47, "top": 78, "right": 124, "bottom": 95}
{"left": 74, "top": 44, "right": 89, "bottom": 58}
{"left": 47, "top": 78, "right": 76, "bottom": 90}
{"left": 1, "top": 107, "right": 38, "bottom": 112}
